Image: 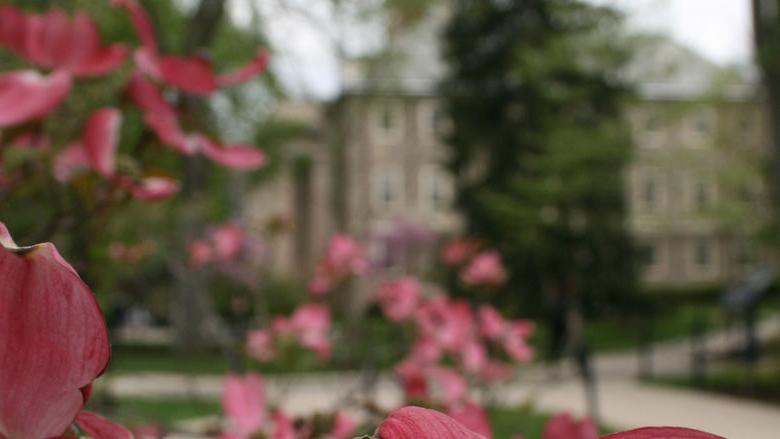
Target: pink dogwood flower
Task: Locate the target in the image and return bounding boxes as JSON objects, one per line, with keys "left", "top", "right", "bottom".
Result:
{"left": 440, "top": 238, "right": 479, "bottom": 266}
{"left": 113, "top": 0, "right": 268, "bottom": 96}
{"left": 223, "top": 374, "right": 266, "bottom": 438}
{"left": 543, "top": 413, "right": 598, "bottom": 439}
{"left": 0, "top": 6, "right": 129, "bottom": 76}
{"left": 377, "top": 277, "right": 421, "bottom": 321}
{"left": 375, "top": 406, "right": 486, "bottom": 439}
{"left": 309, "top": 234, "right": 368, "bottom": 295}
{"left": 291, "top": 303, "right": 332, "bottom": 359}
{"left": 447, "top": 402, "right": 493, "bottom": 439}
{"left": 0, "top": 69, "right": 72, "bottom": 128}
{"left": 460, "top": 250, "right": 507, "bottom": 288}
{"left": 127, "top": 71, "right": 266, "bottom": 170}
{"left": 325, "top": 411, "right": 359, "bottom": 439}
{"left": 0, "top": 222, "right": 119, "bottom": 439}
{"left": 247, "top": 329, "right": 275, "bottom": 363}
{"left": 603, "top": 427, "right": 725, "bottom": 438}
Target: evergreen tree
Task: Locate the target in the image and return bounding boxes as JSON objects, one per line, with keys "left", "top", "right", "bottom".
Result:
{"left": 441, "top": 0, "right": 639, "bottom": 325}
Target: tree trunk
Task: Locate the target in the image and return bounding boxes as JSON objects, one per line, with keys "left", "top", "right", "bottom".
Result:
{"left": 170, "top": 0, "right": 227, "bottom": 353}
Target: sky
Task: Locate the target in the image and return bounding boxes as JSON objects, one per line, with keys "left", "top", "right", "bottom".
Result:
{"left": 598, "top": 0, "right": 753, "bottom": 66}
{"left": 230, "top": 0, "right": 755, "bottom": 99}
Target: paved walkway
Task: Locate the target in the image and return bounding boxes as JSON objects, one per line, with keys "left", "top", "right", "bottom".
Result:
{"left": 103, "top": 315, "right": 780, "bottom": 439}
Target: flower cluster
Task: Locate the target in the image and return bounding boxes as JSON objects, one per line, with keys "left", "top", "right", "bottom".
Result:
{"left": 308, "top": 234, "right": 369, "bottom": 295}
{"left": 0, "top": 2, "right": 267, "bottom": 202}
{"left": 441, "top": 238, "right": 507, "bottom": 288}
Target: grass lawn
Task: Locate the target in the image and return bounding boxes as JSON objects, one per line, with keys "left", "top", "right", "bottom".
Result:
{"left": 91, "top": 398, "right": 611, "bottom": 438}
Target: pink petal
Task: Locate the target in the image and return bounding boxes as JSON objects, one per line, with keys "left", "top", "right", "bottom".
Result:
{"left": 187, "top": 240, "right": 213, "bottom": 267}
{"left": 119, "top": 176, "right": 179, "bottom": 201}
{"left": 134, "top": 47, "right": 162, "bottom": 80}
{"left": 326, "top": 411, "right": 358, "bottom": 439}
{"left": 200, "top": 137, "right": 266, "bottom": 170}
{"left": 76, "top": 411, "right": 133, "bottom": 439}
{"left": 0, "top": 222, "right": 17, "bottom": 248}
{"left": 74, "top": 44, "right": 130, "bottom": 76}
{"left": 247, "top": 329, "right": 275, "bottom": 362}
{"left": 0, "top": 225, "right": 110, "bottom": 439}
{"left": 430, "top": 367, "right": 468, "bottom": 405}
{"left": 477, "top": 306, "right": 505, "bottom": 340}
{"left": 377, "top": 277, "right": 421, "bottom": 322}
{"left": 460, "top": 251, "right": 507, "bottom": 287}
{"left": 447, "top": 403, "right": 493, "bottom": 439}
{"left": 210, "top": 223, "right": 245, "bottom": 260}
{"left": 543, "top": 413, "right": 598, "bottom": 439}
{"left": 0, "top": 70, "right": 71, "bottom": 127}
{"left": 603, "top": 427, "right": 725, "bottom": 439}
{"left": 217, "top": 50, "right": 270, "bottom": 87}
{"left": 143, "top": 112, "right": 199, "bottom": 155}
{"left": 0, "top": 5, "right": 29, "bottom": 57}
{"left": 52, "top": 143, "right": 90, "bottom": 183}
{"left": 376, "top": 406, "right": 486, "bottom": 439}
{"left": 223, "top": 374, "right": 266, "bottom": 437}
{"left": 158, "top": 55, "right": 217, "bottom": 96}
{"left": 84, "top": 108, "right": 122, "bottom": 178}
{"left": 271, "top": 411, "right": 296, "bottom": 439}
{"left": 127, "top": 71, "right": 176, "bottom": 117}
{"left": 112, "top": 0, "right": 158, "bottom": 51}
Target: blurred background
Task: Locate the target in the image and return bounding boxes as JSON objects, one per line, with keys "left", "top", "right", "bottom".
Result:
{"left": 3, "top": 0, "right": 780, "bottom": 438}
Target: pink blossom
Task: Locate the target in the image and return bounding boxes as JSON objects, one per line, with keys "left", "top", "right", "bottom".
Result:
{"left": 271, "top": 411, "right": 296, "bottom": 439}
{"left": 118, "top": 175, "right": 180, "bottom": 201}
{"left": 309, "top": 234, "right": 368, "bottom": 295}
{"left": 430, "top": 367, "right": 468, "bottom": 405}
{"left": 211, "top": 223, "right": 246, "bottom": 261}
{"left": 325, "top": 411, "right": 359, "bottom": 439}
{"left": 395, "top": 361, "right": 430, "bottom": 401}
{"left": 291, "top": 303, "right": 332, "bottom": 359}
{"left": 377, "top": 277, "right": 421, "bottom": 321}
{"left": 376, "top": 406, "right": 486, "bottom": 439}
{"left": 440, "top": 238, "right": 478, "bottom": 266}
{"left": 0, "top": 70, "right": 72, "bottom": 128}
{"left": 222, "top": 374, "right": 266, "bottom": 438}
{"left": 502, "top": 321, "right": 535, "bottom": 363}
{"left": 52, "top": 142, "right": 90, "bottom": 183}
{"left": 0, "top": 223, "right": 111, "bottom": 439}
{"left": 126, "top": 72, "right": 266, "bottom": 170}
{"left": 188, "top": 240, "right": 214, "bottom": 267}
{"left": 477, "top": 306, "right": 505, "bottom": 340}
{"left": 543, "top": 413, "right": 598, "bottom": 439}
{"left": 247, "top": 329, "right": 275, "bottom": 363}
{"left": 83, "top": 107, "right": 121, "bottom": 178}
{"left": 113, "top": 0, "right": 268, "bottom": 96}
{"left": 460, "top": 340, "right": 488, "bottom": 375}
{"left": 603, "top": 427, "right": 725, "bottom": 438}
{"left": 447, "top": 402, "right": 493, "bottom": 439}
{"left": 0, "top": 6, "right": 128, "bottom": 76}
{"left": 460, "top": 251, "right": 507, "bottom": 288}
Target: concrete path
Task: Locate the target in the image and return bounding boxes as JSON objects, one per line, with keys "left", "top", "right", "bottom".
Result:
{"left": 103, "top": 315, "right": 780, "bottom": 439}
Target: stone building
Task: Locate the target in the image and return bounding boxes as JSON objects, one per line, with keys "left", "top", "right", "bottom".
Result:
{"left": 248, "top": 16, "right": 772, "bottom": 289}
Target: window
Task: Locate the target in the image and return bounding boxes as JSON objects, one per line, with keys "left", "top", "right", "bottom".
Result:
{"left": 374, "top": 166, "right": 404, "bottom": 211}
{"left": 639, "top": 242, "right": 657, "bottom": 268}
{"left": 373, "top": 101, "right": 405, "bottom": 144}
{"left": 693, "top": 239, "right": 712, "bottom": 268}
{"left": 419, "top": 165, "right": 453, "bottom": 213}
{"left": 640, "top": 176, "right": 658, "bottom": 211}
{"left": 691, "top": 176, "right": 716, "bottom": 212}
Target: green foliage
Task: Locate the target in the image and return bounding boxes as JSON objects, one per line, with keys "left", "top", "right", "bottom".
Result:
{"left": 441, "top": 0, "right": 639, "bottom": 316}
